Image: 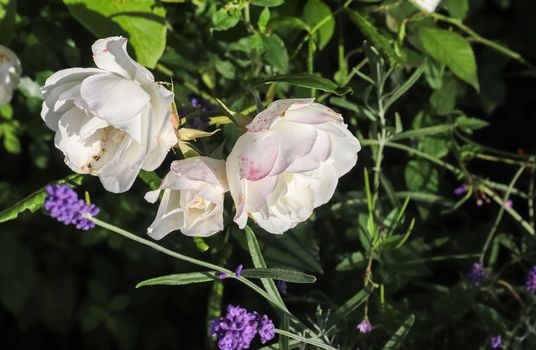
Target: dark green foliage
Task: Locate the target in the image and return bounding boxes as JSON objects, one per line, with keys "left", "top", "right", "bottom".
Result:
{"left": 2, "top": 0, "right": 536, "bottom": 349}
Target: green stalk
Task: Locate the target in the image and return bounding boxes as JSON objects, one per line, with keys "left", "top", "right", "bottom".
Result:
{"left": 89, "top": 217, "right": 292, "bottom": 316}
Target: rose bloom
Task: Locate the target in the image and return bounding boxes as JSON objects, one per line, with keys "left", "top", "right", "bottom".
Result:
{"left": 0, "top": 45, "right": 21, "bottom": 105}
{"left": 226, "top": 98, "right": 361, "bottom": 234}
{"left": 412, "top": 0, "right": 442, "bottom": 13}
{"left": 40, "top": 36, "right": 176, "bottom": 193}
{"left": 146, "top": 157, "right": 228, "bottom": 239}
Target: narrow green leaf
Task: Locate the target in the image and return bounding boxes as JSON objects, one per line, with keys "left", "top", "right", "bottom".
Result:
{"left": 382, "top": 314, "right": 415, "bottom": 350}
{"left": 345, "top": 8, "right": 402, "bottom": 65}
{"left": 256, "top": 73, "right": 353, "bottom": 95}
{"left": 335, "top": 251, "right": 367, "bottom": 271}
{"left": 274, "top": 329, "right": 338, "bottom": 350}
{"left": 241, "top": 268, "right": 316, "bottom": 283}
{"left": 63, "top": 0, "right": 167, "bottom": 68}
{"left": 326, "top": 285, "right": 374, "bottom": 329}
{"left": 384, "top": 63, "right": 425, "bottom": 110}
{"left": 136, "top": 272, "right": 216, "bottom": 288}
{"left": 391, "top": 124, "right": 454, "bottom": 141}
{"left": 257, "top": 7, "right": 270, "bottom": 33}
{"left": 455, "top": 115, "right": 489, "bottom": 131}
{"left": 0, "top": 174, "right": 84, "bottom": 224}
{"left": 419, "top": 27, "right": 479, "bottom": 90}
{"left": 244, "top": 226, "right": 286, "bottom": 307}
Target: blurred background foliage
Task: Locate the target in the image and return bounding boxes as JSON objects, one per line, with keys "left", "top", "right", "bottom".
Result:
{"left": 1, "top": 0, "right": 536, "bottom": 349}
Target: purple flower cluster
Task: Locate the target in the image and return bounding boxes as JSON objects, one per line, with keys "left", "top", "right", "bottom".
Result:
{"left": 44, "top": 184, "right": 99, "bottom": 230}
{"left": 467, "top": 262, "right": 487, "bottom": 286}
{"left": 356, "top": 318, "right": 373, "bottom": 334}
{"left": 525, "top": 265, "right": 536, "bottom": 293}
{"left": 210, "top": 305, "right": 275, "bottom": 350}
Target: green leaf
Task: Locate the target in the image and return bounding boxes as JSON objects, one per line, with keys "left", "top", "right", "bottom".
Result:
{"left": 404, "top": 160, "right": 439, "bottom": 194}
{"left": 430, "top": 76, "right": 457, "bottom": 115}
{"left": 419, "top": 27, "right": 479, "bottom": 90}
{"left": 263, "top": 34, "right": 289, "bottom": 73}
{"left": 443, "top": 0, "right": 469, "bottom": 19}
{"left": 391, "top": 124, "right": 455, "bottom": 141}
{"left": 303, "top": 0, "right": 335, "bottom": 50}
{"left": 63, "top": 0, "right": 167, "bottom": 68}
{"left": 136, "top": 272, "right": 216, "bottom": 288}
{"left": 257, "top": 7, "right": 270, "bottom": 33}
{"left": 256, "top": 73, "right": 353, "bottom": 95}
{"left": 455, "top": 115, "right": 489, "bottom": 132}
{"left": 251, "top": 0, "right": 284, "bottom": 7}
{"left": 382, "top": 314, "right": 415, "bottom": 350}
{"left": 214, "top": 59, "right": 236, "bottom": 79}
{"left": 345, "top": 8, "right": 402, "bottom": 65}
{"left": 274, "top": 329, "right": 338, "bottom": 350}
{"left": 269, "top": 17, "right": 310, "bottom": 31}
{"left": 0, "top": 0, "right": 16, "bottom": 45}
{"left": 384, "top": 63, "right": 425, "bottom": 110}
{"left": 335, "top": 251, "right": 367, "bottom": 271}
{"left": 241, "top": 268, "right": 316, "bottom": 283}
{"left": 212, "top": 8, "right": 240, "bottom": 31}
{"left": 326, "top": 285, "right": 373, "bottom": 329}
{"left": 244, "top": 226, "right": 286, "bottom": 307}
{"left": 0, "top": 174, "right": 84, "bottom": 224}
{"left": 138, "top": 170, "right": 160, "bottom": 190}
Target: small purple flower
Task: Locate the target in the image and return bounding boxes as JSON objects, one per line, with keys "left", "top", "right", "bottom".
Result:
{"left": 505, "top": 200, "right": 513, "bottom": 209}
{"left": 467, "top": 262, "right": 487, "bottom": 286}
{"left": 210, "top": 305, "right": 275, "bottom": 349}
{"left": 490, "top": 335, "right": 502, "bottom": 348}
{"left": 257, "top": 314, "right": 275, "bottom": 344}
{"left": 276, "top": 280, "right": 288, "bottom": 295}
{"left": 356, "top": 319, "right": 372, "bottom": 334}
{"left": 454, "top": 184, "right": 468, "bottom": 196}
{"left": 235, "top": 264, "right": 243, "bottom": 277}
{"left": 217, "top": 272, "right": 228, "bottom": 280}
{"left": 44, "top": 184, "right": 99, "bottom": 230}
{"left": 525, "top": 265, "right": 536, "bottom": 293}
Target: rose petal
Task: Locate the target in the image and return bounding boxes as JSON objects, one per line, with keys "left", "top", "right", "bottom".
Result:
{"left": 80, "top": 73, "right": 150, "bottom": 143}
{"left": 147, "top": 189, "right": 184, "bottom": 240}
{"left": 91, "top": 36, "right": 153, "bottom": 80}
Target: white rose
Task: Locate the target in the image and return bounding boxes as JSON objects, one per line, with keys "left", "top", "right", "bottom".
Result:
{"left": 226, "top": 98, "right": 361, "bottom": 234}
{"left": 0, "top": 45, "right": 21, "bottom": 105}
{"left": 40, "top": 36, "right": 176, "bottom": 193}
{"left": 146, "top": 156, "right": 228, "bottom": 239}
{"left": 412, "top": 0, "right": 442, "bottom": 13}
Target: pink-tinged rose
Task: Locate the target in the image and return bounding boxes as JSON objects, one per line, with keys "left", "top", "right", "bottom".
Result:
{"left": 146, "top": 157, "right": 228, "bottom": 239}
{"left": 40, "top": 36, "right": 176, "bottom": 193}
{"left": 226, "top": 98, "right": 361, "bottom": 234}
{"left": 0, "top": 45, "right": 21, "bottom": 105}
